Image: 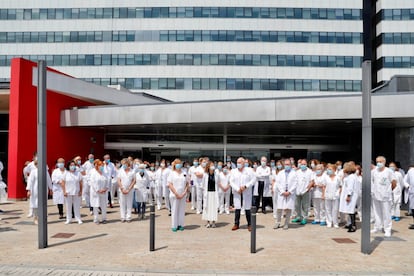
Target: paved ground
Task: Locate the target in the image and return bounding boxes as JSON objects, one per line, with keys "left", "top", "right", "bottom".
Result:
{"left": 0, "top": 199, "right": 413, "bottom": 275}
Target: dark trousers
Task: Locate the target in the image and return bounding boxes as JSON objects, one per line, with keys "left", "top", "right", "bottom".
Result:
{"left": 255, "top": 181, "right": 265, "bottom": 211}
{"left": 57, "top": 204, "right": 63, "bottom": 216}
{"left": 137, "top": 202, "right": 146, "bottom": 214}
{"left": 234, "top": 209, "right": 252, "bottom": 226}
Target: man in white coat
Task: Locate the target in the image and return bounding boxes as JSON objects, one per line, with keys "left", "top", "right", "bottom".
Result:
{"left": 371, "top": 156, "right": 397, "bottom": 237}
{"left": 274, "top": 159, "right": 298, "bottom": 230}
{"left": 403, "top": 166, "right": 414, "bottom": 229}
{"left": 292, "top": 159, "right": 313, "bottom": 225}
{"left": 254, "top": 156, "right": 271, "bottom": 214}
{"left": 230, "top": 157, "right": 256, "bottom": 231}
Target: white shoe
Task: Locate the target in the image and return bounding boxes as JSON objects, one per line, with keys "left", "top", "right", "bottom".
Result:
{"left": 326, "top": 224, "right": 332, "bottom": 228}
{"left": 334, "top": 224, "right": 339, "bottom": 229}
{"left": 190, "top": 207, "right": 195, "bottom": 210}
{"left": 196, "top": 211, "right": 201, "bottom": 215}
{"left": 211, "top": 223, "right": 216, "bottom": 228}
{"left": 205, "top": 223, "right": 210, "bottom": 228}
{"left": 65, "top": 220, "right": 71, "bottom": 225}
{"left": 384, "top": 231, "right": 391, "bottom": 238}
{"left": 226, "top": 211, "right": 230, "bottom": 215}
{"left": 241, "top": 211, "right": 245, "bottom": 215}
{"left": 370, "top": 229, "right": 380, "bottom": 234}
{"left": 78, "top": 220, "right": 83, "bottom": 225}
{"left": 219, "top": 211, "right": 224, "bottom": 214}
{"left": 27, "top": 214, "right": 33, "bottom": 218}
{"left": 273, "top": 222, "right": 280, "bottom": 229}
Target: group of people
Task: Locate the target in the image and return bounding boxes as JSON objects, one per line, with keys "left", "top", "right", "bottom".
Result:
{"left": 21, "top": 152, "right": 414, "bottom": 237}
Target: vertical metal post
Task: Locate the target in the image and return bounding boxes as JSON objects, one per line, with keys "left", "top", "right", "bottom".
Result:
{"left": 149, "top": 204, "right": 155, "bottom": 251}
{"left": 250, "top": 206, "right": 256, "bottom": 253}
{"left": 37, "top": 60, "right": 48, "bottom": 249}
{"left": 223, "top": 134, "right": 227, "bottom": 163}
{"left": 361, "top": 61, "right": 372, "bottom": 254}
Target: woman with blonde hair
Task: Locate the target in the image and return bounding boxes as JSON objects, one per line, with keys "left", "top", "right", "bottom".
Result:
{"left": 167, "top": 159, "right": 189, "bottom": 232}
{"left": 339, "top": 162, "right": 359, "bottom": 232}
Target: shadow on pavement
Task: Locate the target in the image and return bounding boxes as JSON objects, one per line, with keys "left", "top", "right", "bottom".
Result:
{"left": 48, "top": 233, "right": 108, "bottom": 248}
{"left": 183, "top": 224, "right": 200, "bottom": 230}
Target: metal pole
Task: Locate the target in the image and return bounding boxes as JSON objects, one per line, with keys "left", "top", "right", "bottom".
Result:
{"left": 37, "top": 60, "right": 48, "bottom": 249}
{"left": 361, "top": 61, "right": 372, "bottom": 254}
{"left": 223, "top": 134, "right": 227, "bottom": 163}
{"left": 149, "top": 204, "right": 155, "bottom": 251}
{"left": 250, "top": 206, "right": 256, "bottom": 254}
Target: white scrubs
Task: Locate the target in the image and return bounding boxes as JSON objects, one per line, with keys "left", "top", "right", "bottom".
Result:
{"left": 168, "top": 170, "right": 187, "bottom": 229}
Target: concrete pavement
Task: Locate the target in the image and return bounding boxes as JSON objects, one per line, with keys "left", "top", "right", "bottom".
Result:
{"left": 0, "top": 200, "right": 413, "bottom": 275}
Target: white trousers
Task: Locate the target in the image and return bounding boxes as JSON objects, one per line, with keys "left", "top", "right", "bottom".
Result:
{"left": 155, "top": 184, "right": 163, "bottom": 209}
{"left": 163, "top": 185, "right": 171, "bottom": 211}
{"left": 93, "top": 194, "right": 107, "bottom": 222}
{"left": 196, "top": 186, "right": 204, "bottom": 213}
{"left": 82, "top": 181, "right": 90, "bottom": 207}
{"left": 313, "top": 198, "right": 326, "bottom": 222}
{"left": 110, "top": 181, "right": 117, "bottom": 203}
{"left": 325, "top": 199, "right": 339, "bottom": 226}
{"left": 218, "top": 189, "right": 231, "bottom": 213}
{"left": 170, "top": 195, "right": 186, "bottom": 228}
{"left": 65, "top": 195, "right": 81, "bottom": 222}
{"left": 191, "top": 184, "right": 197, "bottom": 209}
{"left": 119, "top": 191, "right": 134, "bottom": 220}
{"left": 272, "top": 191, "right": 278, "bottom": 218}
{"left": 391, "top": 196, "right": 401, "bottom": 218}
{"left": 372, "top": 199, "right": 392, "bottom": 234}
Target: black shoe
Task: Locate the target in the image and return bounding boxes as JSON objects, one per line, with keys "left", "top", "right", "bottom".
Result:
{"left": 347, "top": 226, "right": 356, "bottom": 232}
{"left": 409, "top": 224, "right": 414, "bottom": 230}
{"left": 262, "top": 209, "right": 266, "bottom": 214}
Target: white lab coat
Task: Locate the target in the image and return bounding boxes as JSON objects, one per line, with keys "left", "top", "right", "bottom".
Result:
{"left": 135, "top": 171, "right": 150, "bottom": 202}
{"left": 51, "top": 168, "right": 66, "bottom": 205}
{"left": 404, "top": 168, "right": 414, "bottom": 210}
{"left": 339, "top": 173, "right": 358, "bottom": 214}
{"left": 392, "top": 170, "right": 403, "bottom": 204}
{"left": 275, "top": 170, "right": 297, "bottom": 210}
{"left": 26, "top": 169, "right": 52, "bottom": 209}
{"left": 63, "top": 171, "right": 82, "bottom": 196}
{"left": 371, "top": 168, "right": 396, "bottom": 202}
{"left": 295, "top": 168, "right": 313, "bottom": 196}
{"left": 324, "top": 175, "right": 341, "bottom": 200}
{"left": 254, "top": 165, "right": 272, "bottom": 197}
{"left": 230, "top": 167, "right": 256, "bottom": 210}
{"left": 89, "top": 169, "right": 109, "bottom": 208}
{"left": 202, "top": 172, "right": 219, "bottom": 222}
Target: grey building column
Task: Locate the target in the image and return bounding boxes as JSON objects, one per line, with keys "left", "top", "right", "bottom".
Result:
{"left": 395, "top": 127, "right": 414, "bottom": 171}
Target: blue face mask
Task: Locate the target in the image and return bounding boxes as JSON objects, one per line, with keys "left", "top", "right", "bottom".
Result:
{"left": 270, "top": 162, "right": 275, "bottom": 167}
{"left": 57, "top": 163, "right": 64, "bottom": 169}
{"left": 223, "top": 169, "right": 228, "bottom": 174}
{"left": 237, "top": 163, "right": 243, "bottom": 169}
{"left": 244, "top": 163, "right": 249, "bottom": 168}
{"left": 377, "top": 162, "right": 384, "bottom": 169}
{"left": 300, "top": 164, "right": 307, "bottom": 171}
{"left": 201, "top": 162, "right": 207, "bottom": 168}
{"left": 69, "top": 165, "right": 76, "bottom": 171}
{"left": 193, "top": 162, "right": 199, "bottom": 166}
{"left": 175, "top": 164, "right": 182, "bottom": 170}
{"left": 77, "top": 160, "right": 82, "bottom": 165}
{"left": 140, "top": 169, "right": 145, "bottom": 173}
{"left": 284, "top": 165, "right": 291, "bottom": 172}
{"left": 217, "top": 165, "right": 222, "bottom": 170}
{"left": 122, "top": 164, "right": 128, "bottom": 170}
{"left": 99, "top": 166, "right": 104, "bottom": 172}
{"left": 277, "top": 165, "right": 283, "bottom": 170}
{"left": 389, "top": 166, "right": 396, "bottom": 171}
{"left": 315, "top": 170, "right": 322, "bottom": 175}
{"left": 105, "top": 159, "right": 110, "bottom": 164}
{"left": 326, "top": 169, "right": 333, "bottom": 175}
{"left": 89, "top": 158, "right": 94, "bottom": 163}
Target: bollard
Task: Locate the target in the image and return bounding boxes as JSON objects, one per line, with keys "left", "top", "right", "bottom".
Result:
{"left": 150, "top": 204, "right": 155, "bottom": 251}
{"left": 250, "top": 206, "right": 256, "bottom": 254}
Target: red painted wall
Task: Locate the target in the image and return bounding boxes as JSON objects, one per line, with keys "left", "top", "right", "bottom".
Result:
{"left": 8, "top": 58, "right": 104, "bottom": 200}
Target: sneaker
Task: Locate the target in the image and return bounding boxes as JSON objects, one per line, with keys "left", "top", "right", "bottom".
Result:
{"left": 334, "top": 224, "right": 339, "bottom": 229}
{"left": 64, "top": 220, "right": 71, "bottom": 225}
{"left": 300, "top": 219, "right": 307, "bottom": 225}
{"left": 219, "top": 211, "right": 224, "bottom": 215}
{"left": 391, "top": 216, "right": 395, "bottom": 220}
{"left": 196, "top": 211, "right": 201, "bottom": 215}
{"left": 226, "top": 211, "right": 230, "bottom": 215}
{"left": 283, "top": 224, "right": 289, "bottom": 230}
{"left": 370, "top": 229, "right": 380, "bottom": 234}
{"left": 273, "top": 222, "right": 280, "bottom": 229}
{"left": 206, "top": 223, "right": 211, "bottom": 228}
{"left": 33, "top": 217, "right": 38, "bottom": 225}
{"left": 102, "top": 220, "right": 107, "bottom": 224}
{"left": 178, "top": 226, "right": 184, "bottom": 231}
{"left": 27, "top": 214, "right": 33, "bottom": 218}
{"left": 320, "top": 221, "right": 327, "bottom": 226}
{"left": 78, "top": 220, "right": 83, "bottom": 225}
{"left": 89, "top": 211, "right": 93, "bottom": 215}
{"left": 326, "top": 223, "right": 332, "bottom": 228}
{"left": 190, "top": 207, "right": 195, "bottom": 210}
{"left": 311, "top": 221, "right": 320, "bottom": 225}
{"left": 211, "top": 223, "right": 216, "bottom": 228}
{"left": 394, "top": 217, "right": 400, "bottom": 222}
{"left": 94, "top": 221, "right": 100, "bottom": 225}
{"left": 172, "top": 228, "right": 178, "bottom": 232}
{"left": 291, "top": 218, "right": 301, "bottom": 223}
{"left": 384, "top": 231, "right": 391, "bottom": 238}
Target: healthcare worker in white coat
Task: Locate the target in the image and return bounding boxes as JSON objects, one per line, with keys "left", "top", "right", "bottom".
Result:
{"left": 194, "top": 158, "right": 207, "bottom": 214}
{"left": 202, "top": 162, "right": 219, "bottom": 228}
{"left": 135, "top": 164, "right": 150, "bottom": 220}
{"left": 82, "top": 154, "right": 95, "bottom": 213}
{"left": 404, "top": 166, "right": 414, "bottom": 229}
{"left": 324, "top": 164, "right": 341, "bottom": 228}
{"left": 311, "top": 164, "right": 327, "bottom": 226}
{"left": 89, "top": 159, "right": 109, "bottom": 224}
{"left": 167, "top": 159, "right": 188, "bottom": 232}
{"left": 26, "top": 161, "right": 52, "bottom": 224}
{"left": 61, "top": 160, "right": 83, "bottom": 225}
{"left": 51, "top": 158, "right": 66, "bottom": 219}
{"left": 154, "top": 164, "right": 163, "bottom": 210}
{"left": 218, "top": 163, "right": 231, "bottom": 215}
{"left": 292, "top": 159, "right": 313, "bottom": 225}
{"left": 229, "top": 157, "right": 256, "bottom": 232}
{"left": 160, "top": 160, "right": 171, "bottom": 214}
{"left": 254, "top": 157, "right": 271, "bottom": 214}
{"left": 188, "top": 158, "right": 199, "bottom": 211}
{"left": 389, "top": 162, "right": 403, "bottom": 222}
{"left": 274, "top": 159, "right": 297, "bottom": 230}
{"left": 371, "top": 156, "right": 397, "bottom": 237}
{"left": 339, "top": 162, "right": 359, "bottom": 233}
{"left": 117, "top": 158, "right": 136, "bottom": 222}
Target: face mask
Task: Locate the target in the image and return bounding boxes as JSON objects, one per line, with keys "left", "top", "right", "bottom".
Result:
{"left": 261, "top": 161, "right": 266, "bottom": 167}
{"left": 175, "top": 164, "right": 182, "bottom": 170}
{"left": 150, "top": 167, "right": 155, "bottom": 171}
{"left": 122, "top": 164, "right": 128, "bottom": 170}
{"left": 300, "top": 164, "right": 307, "bottom": 171}
{"left": 99, "top": 166, "right": 104, "bottom": 172}
{"left": 160, "top": 163, "right": 165, "bottom": 168}
{"left": 227, "top": 158, "right": 231, "bottom": 162}
{"left": 284, "top": 165, "right": 291, "bottom": 172}
{"left": 326, "top": 169, "right": 333, "bottom": 175}
{"left": 210, "top": 166, "right": 215, "bottom": 171}
{"left": 217, "top": 165, "right": 222, "bottom": 170}
{"left": 315, "top": 170, "right": 322, "bottom": 175}
{"left": 167, "top": 163, "right": 170, "bottom": 166}
{"left": 290, "top": 160, "right": 295, "bottom": 165}
{"left": 155, "top": 162, "right": 160, "bottom": 166}
{"left": 69, "top": 165, "right": 76, "bottom": 171}
{"left": 277, "top": 165, "right": 283, "bottom": 170}
{"left": 244, "top": 163, "right": 249, "bottom": 168}
{"left": 193, "top": 162, "right": 199, "bottom": 166}
{"left": 105, "top": 159, "right": 110, "bottom": 164}
{"left": 377, "top": 162, "right": 384, "bottom": 169}
{"left": 337, "top": 165, "right": 342, "bottom": 170}
{"left": 140, "top": 169, "right": 145, "bottom": 173}
{"left": 311, "top": 164, "right": 316, "bottom": 169}
{"left": 57, "top": 163, "right": 64, "bottom": 169}
{"left": 223, "top": 169, "right": 228, "bottom": 174}
{"left": 270, "top": 162, "right": 275, "bottom": 168}
{"left": 253, "top": 164, "right": 257, "bottom": 169}
{"left": 77, "top": 160, "right": 82, "bottom": 165}
{"left": 237, "top": 163, "right": 243, "bottom": 169}
{"left": 201, "top": 162, "right": 207, "bottom": 168}
{"left": 389, "top": 166, "right": 395, "bottom": 172}
{"left": 89, "top": 158, "right": 94, "bottom": 163}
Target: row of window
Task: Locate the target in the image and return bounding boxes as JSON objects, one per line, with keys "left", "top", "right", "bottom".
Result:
{"left": 0, "top": 7, "right": 362, "bottom": 20}
{"left": 378, "top": 56, "right": 414, "bottom": 69}
{"left": 380, "top": 9, "right": 414, "bottom": 20}
{"left": 379, "top": 33, "right": 414, "bottom": 44}
{"left": 81, "top": 77, "right": 362, "bottom": 92}
{"left": 0, "top": 30, "right": 363, "bottom": 44}
{"left": 0, "top": 54, "right": 362, "bottom": 68}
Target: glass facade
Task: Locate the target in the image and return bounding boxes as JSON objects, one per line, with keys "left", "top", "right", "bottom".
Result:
{"left": 0, "top": 7, "right": 362, "bottom": 20}
{"left": 380, "top": 9, "right": 414, "bottom": 20}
